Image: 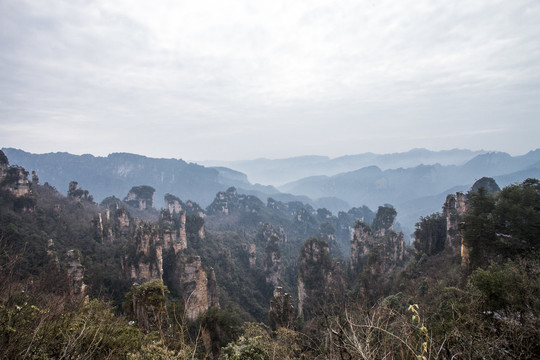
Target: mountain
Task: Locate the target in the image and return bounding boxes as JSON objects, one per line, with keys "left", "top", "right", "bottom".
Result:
{"left": 202, "top": 148, "right": 488, "bottom": 185}
{"left": 280, "top": 150, "right": 540, "bottom": 233}
{"left": 1, "top": 148, "right": 260, "bottom": 208}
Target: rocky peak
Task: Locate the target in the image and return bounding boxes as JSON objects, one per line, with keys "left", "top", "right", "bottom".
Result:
{"left": 0, "top": 150, "right": 8, "bottom": 178}
{"left": 442, "top": 192, "right": 469, "bottom": 254}
{"left": 66, "top": 249, "right": 88, "bottom": 301}
{"left": 298, "top": 238, "right": 345, "bottom": 318}
{"left": 371, "top": 205, "right": 397, "bottom": 236}
{"left": 0, "top": 165, "right": 31, "bottom": 198}
{"left": 269, "top": 287, "right": 295, "bottom": 331}
{"left": 124, "top": 185, "right": 155, "bottom": 210}
{"left": 261, "top": 223, "right": 284, "bottom": 286}
{"left": 164, "top": 193, "right": 184, "bottom": 214}
{"left": 206, "top": 187, "right": 264, "bottom": 216}
{"left": 471, "top": 177, "right": 501, "bottom": 194}
{"left": 67, "top": 181, "right": 94, "bottom": 202}
{"left": 173, "top": 255, "right": 219, "bottom": 321}
{"left": 350, "top": 215, "right": 406, "bottom": 277}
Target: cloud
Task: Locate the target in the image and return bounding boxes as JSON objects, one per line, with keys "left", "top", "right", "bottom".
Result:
{"left": 0, "top": 0, "right": 539, "bottom": 159}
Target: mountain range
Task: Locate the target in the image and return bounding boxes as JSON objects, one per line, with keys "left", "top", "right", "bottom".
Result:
{"left": 3, "top": 147, "right": 539, "bottom": 236}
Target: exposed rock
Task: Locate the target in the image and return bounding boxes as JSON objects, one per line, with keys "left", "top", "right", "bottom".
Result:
{"left": 116, "top": 208, "right": 131, "bottom": 229}
{"left": 47, "top": 239, "right": 60, "bottom": 271}
{"left": 298, "top": 238, "right": 345, "bottom": 318}
{"left": 127, "top": 223, "right": 162, "bottom": 282}
{"left": 161, "top": 209, "right": 187, "bottom": 252}
{"left": 164, "top": 193, "right": 184, "bottom": 214}
{"left": 443, "top": 192, "right": 468, "bottom": 254}
{"left": 471, "top": 177, "right": 501, "bottom": 194}
{"left": 350, "top": 219, "right": 406, "bottom": 276}
{"left": 67, "top": 181, "right": 93, "bottom": 202}
{"left": 269, "top": 287, "right": 295, "bottom": 331}
{"left": 372, "top": 205, "right": 397, "bottom": 237}
{"left": 350, "top": 221, "right": 375, "bottom": 274}
{"left": 124, "top": 185, "right": 155, "bottom": 210}
{"left": 261, "top": 224, "right": 283, "bottom": 286}
{"left": 0, "top": 166, "right": 31, "bottom": 197}
{"left": 173, "top": 255, "right": 219, "bottom": 321}
{"left": 0, "top": 150, "right": 8, "bottom": 178}
{"left": 129, "top": 279, "right": 168, "bottom": 333}
{"left": 206, "top": 187, "right": 264, "bottom": 216}
{"left": 66, "top": 249, "right": 88, "bottom": 301}
{"left": 248, "top": 243, "right": 257, "bottom": 268}
{"left": 31, "top": 171, "right": 39, "bottom": 185}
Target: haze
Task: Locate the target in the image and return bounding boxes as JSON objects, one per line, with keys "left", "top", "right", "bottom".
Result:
{"left": 1, "top": 0, "right": 539, "bottom": 161}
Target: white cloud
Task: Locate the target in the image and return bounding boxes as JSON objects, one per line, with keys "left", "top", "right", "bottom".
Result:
{"left": 0, "top": 0, "right": 539, "bottom": 159}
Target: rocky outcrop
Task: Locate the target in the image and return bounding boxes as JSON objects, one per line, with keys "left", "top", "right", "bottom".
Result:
{"left": 66, "top": 249, "right": 88, "bottom": 301}
{"left": 161, "top": 208, "right": 187, "bottom": 252}
{"left": 67, "top": 181, "right": 93, "bottom": 202}
{"left": 261, "top": 224, "right": 283, "bottom": 286}
{"left": 129, "top": 279, "right": 168, "bottom": 333}
{"left": 47, "top": 239, "right": 60, "bottom": 271}
{"left": 127, "top": 223, "right": 163, "bottom": 281}
{"left": 173, "top": 255, "right": 219, "bottom": 321}
{"left": 124, "top": 185, "right": 155, "bottom": 210}
{"left": 350, "top": 206, "right": 406, "bottom": 275}
{"left": 248, "top": 243, "right": 257, "bottom": 268}
{"left": 298, "top": 238, "right": 345, "bottom": 318}
{"left": 269, "top": 287, "right": 295, "bottom": 331}
{"left": 442, "top": 192, "right": 468, "bottom": 255}
{"left": 471, "top": 177, "right": 501, "bottom": 194}
{"left": 164, "top": 193, "right": 183, "bottom": 214}
{"left": 206, "top": 187, "right": 264, "bottom": 216}
{"left": 0, "top": 150, "right": 7, "bottom": 179}
{"left": 0, "top": 166, "right": 31, "bottom": 197}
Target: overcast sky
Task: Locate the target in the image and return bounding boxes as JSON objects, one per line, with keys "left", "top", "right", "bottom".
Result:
{"left": 1, "top": 0, "right": 539, "bottom": 161}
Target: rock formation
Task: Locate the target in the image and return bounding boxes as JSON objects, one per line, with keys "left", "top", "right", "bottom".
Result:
{"left": 248, "top": 243, "right": 257, "bottom": 268}
{"left": 269, "top": 287, "right": 295, "bottom": 331}
{"left": 261, "top": 223, "right": 283, "bottom": 286}
{"left": 129, "top": 279, "right": 168, "bottom": 333}
{"left": 67, "top": 181, "right": 94, "bottom": 202}
{"left": 66, "top": 249, "right": 88, "bottom": 301}
{"left": 0, "top": 165, "right": 31, "bottom": 197}
{"left": 128, "top": 222, "right": 163, "bottom": 281}
{"left": 173, "top": 255, "right": 219, "bottom": 321}
{"left": 124, "top": 185, "right": 155, "bottom": 210}
{"left": 298, "top": 238, "right": 345, "bottom": 318}
{"left": 206, "top": 187, "right": 264, "bottom": 216}
{"left": 442, "top": 192, "right": 468, "bottom": 255}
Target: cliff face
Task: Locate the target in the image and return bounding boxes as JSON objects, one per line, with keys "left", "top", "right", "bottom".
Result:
{"left": 297, "top": 238, "right": 345, "bottom": 318}
{"left": 269, "top": 287, "right": 295, "bottom": 331}
{"left": 261, "top": 223, "right": 284, "bottom": 287}
{"left": 173, "top": 255, "right": 219, "bottom": 321}
{"left": 442, "top": 192, "right": 468, "bottom": 255}
{"left": 124, "top": 185, "right": 155, "bottom": 210}
{"left": 349, "top": 206, "right": 406, "bottom": 303}
{"left": 206, "top": 187, "right": 264, "bottom": 216}
{"left": 161, "top": 209, "right": 187, "bottom": 253}
{"left": 68, "top": 181, "right": 93, "bottom": 203}
{"left": 1, "top": 166, "right": 31, "bottom": 198}
{"left": 125, "top": 222, "right": 163, "bottom": 281}
{"left": 350, "top": 206, "right": 406, "bottom": 276}
{"left": 66, "top": 249, "right": 88, "bottom": 301}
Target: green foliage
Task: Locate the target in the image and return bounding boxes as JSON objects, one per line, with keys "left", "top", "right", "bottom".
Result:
{"left": 414, "top": 213, "right": 446, "bottom": 255}
{"left": 220, "top": 323, "right": 301, "bottom": 360}
{"left": 372, "top": 205, "right": 396, "bottom": 232}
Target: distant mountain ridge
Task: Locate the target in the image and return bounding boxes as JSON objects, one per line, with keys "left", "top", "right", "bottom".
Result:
{"left": 4, "top": 147, "right": 539, "bottom": 236}
{"left": 1, "top": 148, "right": 277, "bottom": 208}
{"left": 202, "top": 148, "right": 489, "bottom": 185}
{"left": 280, "top": 149, "right": 540, "bottom": 234}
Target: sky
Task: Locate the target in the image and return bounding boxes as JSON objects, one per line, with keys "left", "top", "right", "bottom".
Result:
{"left": 0, "top": 0, "right": 539, "bottom": 161}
